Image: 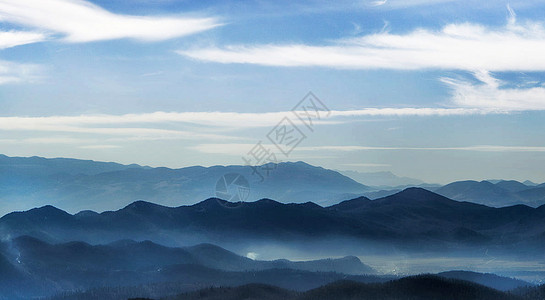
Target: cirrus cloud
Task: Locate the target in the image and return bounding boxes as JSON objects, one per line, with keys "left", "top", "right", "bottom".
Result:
{"left": 0, "top": 30, "right": 46, "bottom": 49}
{"left": 442, "top": 71, "right": 545, "bottom": 111}
{"left": 0, "top": 0, "right": 221, "bottom": 43}
{"left": 178, "top": 15, "right": 545, "bottom": 72}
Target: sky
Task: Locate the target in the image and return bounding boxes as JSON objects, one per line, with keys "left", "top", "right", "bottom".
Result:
{"left": 1, "top": 0, "right": 545, "bottom": 184}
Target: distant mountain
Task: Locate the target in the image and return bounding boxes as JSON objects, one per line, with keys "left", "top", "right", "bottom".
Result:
{"left": 524, "top": 180, "right": 539, "bottom": 186}
{"left": 338, "top": 170, "right": 424, "bottom": 187}
{"left": 3, "top": 188, "right": 545, "bottom": 253}
{"left": 495, "top": 180, "right": 532, "bottom": 193}
{"left": 0, "top": 154, "right": 147, "bottom": 176}
{"left": 435, "top": 180, "right": 516, "bottom": 206}
{"left": 0, "top": 236, "right": 378, "bottom": 299}
{"left": 436, "top": 180, "right": 545, "bottom": 207}
{"left": 0, "top": 155, "right": 369, "bottom": 215}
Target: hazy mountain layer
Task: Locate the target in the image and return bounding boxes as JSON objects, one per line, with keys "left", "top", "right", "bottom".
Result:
{"left": 2, "top": 188, "right": 545, "bottom": 254}
{"left": 0, "top": 155, "right": 368, "bottom": 215}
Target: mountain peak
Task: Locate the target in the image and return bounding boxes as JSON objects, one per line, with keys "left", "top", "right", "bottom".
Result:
{"left": 399, "top": 187, "right": 438, "bottom": 196}
{"left": 328, "top": 196, "right": 372, "bottom": 211}
{"left": 190, "top": 198, "right": 237, "bottom": 209}
{"left": 27, "top": 205, "right": 71, "bottom": 217}
{"left": 379, "top": 187, "right": 454, "bottom": 205}
{"left": 121, "top": 200, "right": 166, "bottom": 212}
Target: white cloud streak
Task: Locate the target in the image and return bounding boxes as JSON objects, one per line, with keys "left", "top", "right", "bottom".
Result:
{"left": 191, "top": 143, "right": 545, "bottom": 155}
{"left": 0, "top": 108, "right": 494, "bottom": 134}
{"left": 442, "top": 71, "right": 545, "bottom": 111}
{"left": 298, "top": 145, "right": 545, "bottom": 152}
{"left": 0, "top": 0, "right": 220, "bottom": 43}
{"left": 0, "top": 30, "right": 46, "bottom": 49}
{"left": 341, "top": 163, "right": 391, "bottom": 167}
{"left": 179, "top": 16, "right": 545, "bottom": 71}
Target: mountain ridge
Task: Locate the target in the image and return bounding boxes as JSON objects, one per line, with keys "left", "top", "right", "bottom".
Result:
{"left": 0, "top": 155, "right": 369, "bottom": 215}
{"left": 3, "top": 188, "right": 545, "bottom": 253}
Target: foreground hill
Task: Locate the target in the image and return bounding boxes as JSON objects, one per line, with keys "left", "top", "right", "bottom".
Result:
{"left": 2, "top": 236, "right": 374, "bottom": 275}
{"left": 51, "top": 276, "right": 529, "bottom": 300}
{"left": 0, "top": 236, "right": 378, "bottom": 298}
{"left": 0, "top": 155, "right": 368, "bottom": 215}
{"left": 437, "top": 271, "right": 531, "bottom": 292}
{"left": 2, "top": 188, "right": 545, "bottom": 253}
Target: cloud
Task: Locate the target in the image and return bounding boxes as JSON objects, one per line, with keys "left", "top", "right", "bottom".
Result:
{"left": 192, "top": 143, "right": 545, "bottom": 155}
{"left": 297, "top": 145, "right": 545, "bottom": 152}
{"left": 369, "top": 0, "right": 388, "bottom": 7}
{"left": 0, "top": 60, "right": 42, "bottom": 84}
{"left": 341, "top": 163, "right": 391, "bottom": 167}
{"left": 0, "top": 113, "right": 243, "bottom": 142}
{"left": 179, "top": 14, "right": 545, "bottom": 71}
{"left": 0, "top": 30, "right": 46, "bottom": 49}
{"left": 0, "top": 108, "right": 494, "bottom": 135}
{"left": 0, "top": 0, "right": 221, "bottom": 43}
{"left": 78, "top": 145, "right": 121, "bottom": 149}
{"left": 442, "top": 71, "right": 545, "bottom": 111}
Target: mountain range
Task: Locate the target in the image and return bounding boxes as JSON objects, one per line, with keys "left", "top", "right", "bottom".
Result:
{"left": 0, "top": 235, "right": 379, "bottom": 299}
{"left": 0, "top": 234, "right": 534, "bottom": 299}
{"left": 2, "top": 154, "right": 545, "bottom": 216}
{"left": 435, "top": 180, "right": 545, "bottom": 207}
{"left": 0, "top": 155, "right": 369, "bottom": 215}
{"left": 3, "top": 188, "right": 545, "bottom": 255}
{"left": 48, "top": 276, "right": 536, "bottom": 300}
{"left": 337, "top": 170, "right": 425, "bottom": 188}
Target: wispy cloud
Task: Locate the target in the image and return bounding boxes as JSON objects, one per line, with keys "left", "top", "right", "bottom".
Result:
{"left": 0, "top": 60, "right": 42, "bottom": 84}
{"left": 179, "top": 11, "right": 545, "bottom": 71}
{"left": 298, "top": 145, "right": 545, "bottom": 152}
{"left": 442, "top": 71, "right": 545, "bottom": 111}
{"left": 0, "top": 30, "right": 46, "bottom": 49}
{"left": 0, "top": 0, "right": 221, "bottom": 43}
{"left": 78, "top": 144, "right": 121, "bottom": 149}
{"left": 369, "top": 0, "right": 388, "bottom": 7}
{"left": 341, "top": 163, "right": 391, "bottom": 167}
{"left": 0, "top": 108, "right": 495, "bottom": 134}
{"left": 191, "top": 143, "right": 545, "bottom": 155}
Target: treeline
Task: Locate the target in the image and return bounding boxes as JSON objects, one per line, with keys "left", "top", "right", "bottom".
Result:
{"left": 48, "top": 275, "right": 545, "bottom": 300}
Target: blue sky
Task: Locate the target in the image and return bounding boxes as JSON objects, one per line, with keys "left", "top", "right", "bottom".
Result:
{"left": 2, "top": 0, "right": 545, "bottom": 183}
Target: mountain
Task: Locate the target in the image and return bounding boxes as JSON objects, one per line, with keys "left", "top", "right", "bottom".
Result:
{"left": 495, "top": 180, "right": 532, "bottom": 193}
{"left": 48, "top": 273, "right": 533, "bottom": 300}
{"left": 436, "top": 180, "right": 545, "bottom": 207}
{"left": 437, "top": 271, "right": 531, "bottom": 291}
{"left": 165, "top": 276, "right": 522, "bottom": 300}
{"left": 3, "top": 188, "right": 545, "bottom": 254}
{"left": 435, "top": 180, "right": 518, "bottom": 207}
{"left": 524, "top": 180, "right": 539, "bottom": 186}
{"left": 0, "top": 236, "right": 378, "bottom": 299}
{"left": 0, "top": 154, "right": 147, "bottom": 176}
{"left": 3, "top": 235, "right": 374, "bottom": 275}
{"left": 0, "top": 155, "right": 369, "bottom": 215}
{"left": 338, "top": 170, "right": 424, "bottom": 187}
{"left": 298, "top": 276, "right": 520, "bottom": 300}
